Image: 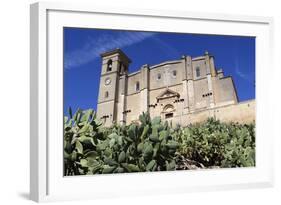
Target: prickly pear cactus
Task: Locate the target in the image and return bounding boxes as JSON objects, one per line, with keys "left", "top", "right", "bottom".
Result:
{"left": 64, "top": 110, "right": 255, "bottom": 176}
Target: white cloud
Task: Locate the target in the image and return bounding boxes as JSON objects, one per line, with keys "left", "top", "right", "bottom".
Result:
{"left": 234, "top": 58, "right": 249, "bottom": 81}
{"left": 152, "top": 36, "right": 180, "bottom": 57}
{"left": 64, "top": 31, "right": 155, "bottom": 69}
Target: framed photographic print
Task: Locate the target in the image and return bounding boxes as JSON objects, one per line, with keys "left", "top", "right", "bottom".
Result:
{"left": 30, "top": 2, "right": 274, "bottom": 202}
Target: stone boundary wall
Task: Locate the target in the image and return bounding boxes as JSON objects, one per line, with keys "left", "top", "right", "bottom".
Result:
{"left": 172, "top": 100, "right": 255, "bottom": 126}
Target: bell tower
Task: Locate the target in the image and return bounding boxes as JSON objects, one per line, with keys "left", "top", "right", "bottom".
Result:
{"left": 96, "top": 48, "right": 131, "bottom": 126}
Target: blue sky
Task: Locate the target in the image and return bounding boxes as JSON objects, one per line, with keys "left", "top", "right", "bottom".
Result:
{"left": 64, "top": 27, "right": 255, "bottom": 114}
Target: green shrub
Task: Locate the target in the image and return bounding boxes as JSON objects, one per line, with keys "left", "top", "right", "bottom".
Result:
{"left": 174, "top": 118, "right": 255, "bottom": 168}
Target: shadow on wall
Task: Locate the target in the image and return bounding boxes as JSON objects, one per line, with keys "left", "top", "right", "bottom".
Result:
{"left": 17, "top": 192, "right": 29, "bottom": 200}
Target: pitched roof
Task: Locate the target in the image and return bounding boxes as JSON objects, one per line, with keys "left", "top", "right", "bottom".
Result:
{"left": 100, "top": 48, "right": 132, "bottom": 63}
{"left": 156, "top": 88, "right": 180, "bottom": 100}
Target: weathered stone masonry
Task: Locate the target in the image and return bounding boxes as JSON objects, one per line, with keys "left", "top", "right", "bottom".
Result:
{"left": 96, "top": 49, "right": 255, "bottom": 127}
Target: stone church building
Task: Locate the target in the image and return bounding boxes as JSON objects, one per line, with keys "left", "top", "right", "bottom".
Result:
{"left": 96, "top": 48, "right": 255, "bottom": 127}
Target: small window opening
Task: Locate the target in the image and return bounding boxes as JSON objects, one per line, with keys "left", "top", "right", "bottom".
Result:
{"left": 196, "top": 67, "right": 200, "bottom": 77}
{"left": 105, "top": 91, "right": 109, "bottom": 98}
{"left": 107, "top": 60, "right": 112, "bottom": 72}
{"left": 157, "top": 73, "right": 161, "bottom": 80}
{"left": 135, "top": 81, "right": 140, "bottom": 91}
{"left": 165, "top": 113, "right": 173, "bottom": 119}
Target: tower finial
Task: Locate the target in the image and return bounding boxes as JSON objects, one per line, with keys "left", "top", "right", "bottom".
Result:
{"left": 204, "top": 50, "right": 209, "bottom": 55}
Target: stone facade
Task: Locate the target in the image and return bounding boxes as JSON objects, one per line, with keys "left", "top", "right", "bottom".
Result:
{"left": 96, "top": 49, "right": 254, "bottom": 127}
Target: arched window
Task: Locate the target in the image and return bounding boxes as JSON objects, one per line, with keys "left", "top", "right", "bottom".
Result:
{"left": 104, "top": 91, "right": 109, "bottom": 98}
{"left": 157, "top": 73, "right": 161, "bottom": 80}
{"left": 135, "top": 81, "right": 140, "bottom": 91}
{"left": 172, "top": 70, "right": 177, "bottom": 77}
{"left": 107, "top": 59, "right": 112, "bottom": 72}
{"left": 163, "top": 104, "right": 175, "bottom": 119}
{"left": 163, "top": 104, "right": 174, "bottom": 112}
{"left": 119, "top": 62, "right": 127, "bottom": 75}
{"left": 196, "top": 67, "right": 200, "bottom": 77}
{"left": 118, "top": 62, "right": 123, "bottom": 73}
{"left": 123, "top": 65, "right": 127, "bottom": 73}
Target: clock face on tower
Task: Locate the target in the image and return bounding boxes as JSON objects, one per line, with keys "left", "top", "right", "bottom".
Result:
{"left": 105, "top": 77, "right": 111, "bottom": 86}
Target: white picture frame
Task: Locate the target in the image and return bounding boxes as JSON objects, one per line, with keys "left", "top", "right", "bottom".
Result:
{"left": 30, "top": 2, "right": 274, "bottom": 202}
